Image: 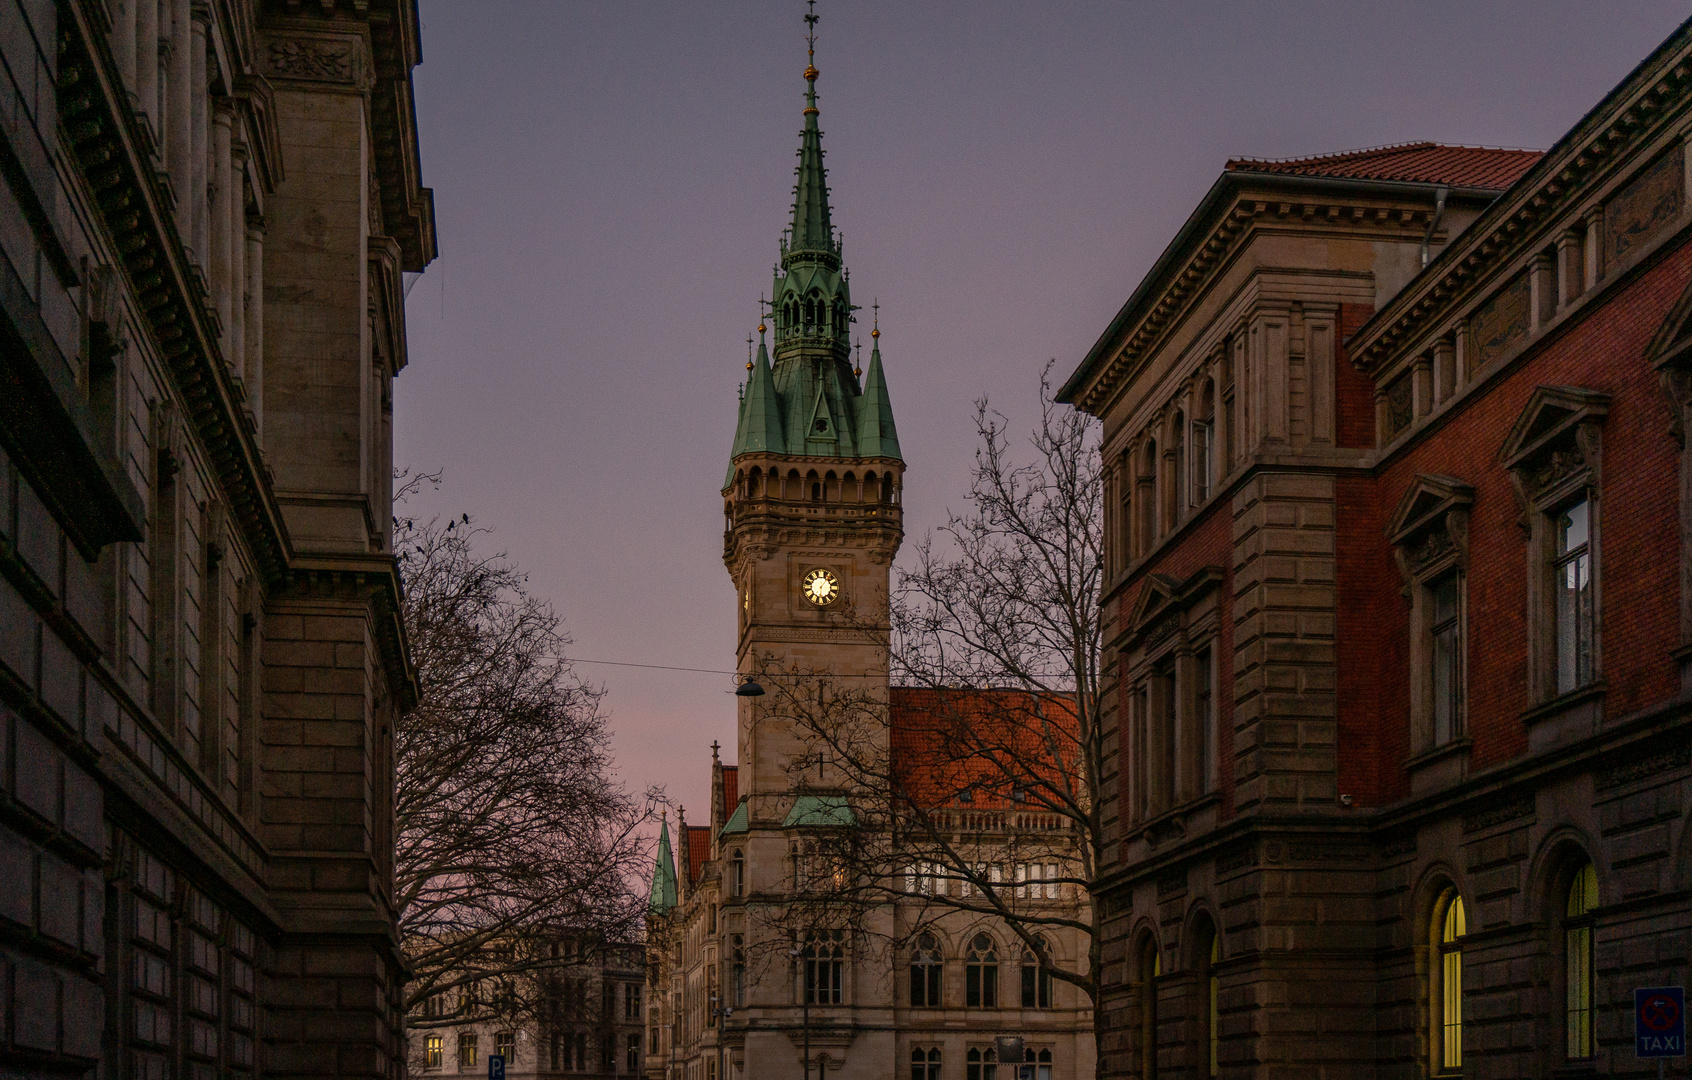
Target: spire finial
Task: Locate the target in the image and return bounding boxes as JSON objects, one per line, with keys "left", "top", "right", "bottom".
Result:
{"left": 803, "top": 1, "right": 820, "bottom": 113}
{"left": 854, "top": 337, "right": 862, "bottom": 378}
{"left": 747, "top": 334, "right": 754, "bottom": 371}
{"left": 871, "top": 299, "right": 880, "bottom": 340}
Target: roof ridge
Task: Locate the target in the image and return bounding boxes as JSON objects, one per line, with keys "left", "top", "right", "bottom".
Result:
{"left": 1226, "top": 141, "right": 1545, "bottom": 170}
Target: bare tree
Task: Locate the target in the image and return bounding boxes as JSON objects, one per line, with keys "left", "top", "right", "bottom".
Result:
{"left": 395, "top": 477, "right": 650, "bottom": 1036}
{"left": 749, "top": 364, "right": 1104, "bottom": 1064}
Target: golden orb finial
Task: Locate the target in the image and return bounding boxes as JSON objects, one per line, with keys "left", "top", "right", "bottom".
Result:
{"left": 758, "top": 322, "right": 767, "bottom": 334}
{"left": 804, "top": 64, "right": 819, "bottom": 82}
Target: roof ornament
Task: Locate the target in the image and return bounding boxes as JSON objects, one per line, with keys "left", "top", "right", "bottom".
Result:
{"left": 803, "top": 0, "right": 820, "bottom": 114}
{"left": 871, "top": 298, "right": 880, "bottom": 341}
{"left": 746, "top": 334, "right": 754, "bottom": 372}
{"left": 854, "top": 337, "right": 862, "bottom": 378}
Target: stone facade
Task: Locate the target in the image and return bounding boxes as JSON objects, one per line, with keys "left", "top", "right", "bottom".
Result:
{"left": 0, "top": 0, "right": 431, "bottom": 1076}
{"left": 1061, "top": 20, "right": 1692, "bottom": 1080}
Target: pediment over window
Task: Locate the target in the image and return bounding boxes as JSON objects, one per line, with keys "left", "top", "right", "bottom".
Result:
{"left": 1386, "top": 474, "right": 1474, "bottom": 548}
{"left": 1647, "top": 273, "right": 1692, "bottom": 444}
{"left": 1499, "top": 385, "right": 1611, "bottom": 472}
{"left": 1499, "top": 385, "right": 1609, "bottom": 514}
{"left": 1128, "top": 567, "right": 1223, "bottom": 645}
{"left": 1387, "top": 475, "right": 1473, "bottom": 594}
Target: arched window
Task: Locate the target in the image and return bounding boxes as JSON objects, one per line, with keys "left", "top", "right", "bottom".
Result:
{"left": 965, "top": 1046, "right": 997, "bottom": 1080}
{"left": 1205, "top": 933, "right": 1220, "bottom": 1078}
{"left": 911, "top": 933, "right": 942, "bottom": 1007}
{"left": 1021, "top": 1047, "right": 1054, "bottom": 1080}
{"left": 1565, "top": 862, "right": 1598, "bottom": 1059}
{"left": 731, "top": 935, "right": 745, "bottom": 1007}
{"left": 1020, "top": 941, "right": 1052, "bottom": 1008}
{"left": 808, "top": 470, "right": 822, "bottom": 502}
{"left": 1140, "top": 939, "right": 1161, "bottom": 1080}
{"left": 729, "top": 849, "right": 744, "bottom": 897}
{"left": 1435, "top": 892, "right": 1466, "bottom": 1073}
{"left": 910, "top": 1047, "right": 941, "bottom": 1080}
{"left": 803, "top": 929, "right": 844, "bottom": 1005}
{"left": 1141, "top": 439, "right": 1159, "bottom": 545}
{"left": 966, "top": 934, "right": 998, "bottom": 1008}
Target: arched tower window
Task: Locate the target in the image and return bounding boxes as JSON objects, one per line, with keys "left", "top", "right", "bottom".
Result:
{"left": 965, "top": 934, "right": 998, "bottom": 1008}
{"left": 910, "top": 933, "right": 942, "bottom": 1007}
{"left": 1434, "top": 892, "right": 1466, "bottom": 1073}
{"left": 1565, "top": 862, "right": 1598, "bottom": 1059}
{"left": 731, "top": 935, "right": 746, "bottom": 1007}
{"left": 729, "top": 849, "right": 744, "bottom": 897}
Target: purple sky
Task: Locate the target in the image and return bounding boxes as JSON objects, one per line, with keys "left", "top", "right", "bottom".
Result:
{"left": 396, "top": 2, "right": 1689, "bottom": 820}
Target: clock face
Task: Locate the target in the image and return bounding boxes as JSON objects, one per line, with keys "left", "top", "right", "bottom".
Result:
{"left": 801, "top": 567, "right": 841, "bottom": 607}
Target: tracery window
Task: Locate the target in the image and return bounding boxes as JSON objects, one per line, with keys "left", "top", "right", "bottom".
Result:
{"left": 731, "top": 935, "right": 746, "bottom": 1007}
{"left": 910, "top": 1047, "right": 942, "bottom": 1080}
{"left": 910, "top": 933, "right": 942, "bottom": 1007}
{"left": 1565, "top": 862, "right": 1598, "bottom": 1060}
{"left": 966, "top": 1046, "right": 998, "bottom": 1080}
{"left": 730, "top": 849, "right": 744, "bottom": 896}
{"left": 1021, "top": 1047, "right": 1054, "bottom": 1080}
{"left": 803, "top": 929, "right": 845, "bottom": 1005}
{"left": 966, "top": 933, "right": 999, "bottom": 1008}
{"left": 1020, "top": 943, "right": 1053, "bottom": 1008}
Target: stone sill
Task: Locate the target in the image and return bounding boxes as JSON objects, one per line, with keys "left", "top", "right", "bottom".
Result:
{"left": 1521, "top": 682, "right": 1606, "bottom": 754}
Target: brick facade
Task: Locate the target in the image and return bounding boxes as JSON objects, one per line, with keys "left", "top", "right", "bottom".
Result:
{"left": 1063, "top": 20, "right": 1692, "bottom": 1079}
{"left": 0, "top": 0, "right": 432, "bottom": 1076}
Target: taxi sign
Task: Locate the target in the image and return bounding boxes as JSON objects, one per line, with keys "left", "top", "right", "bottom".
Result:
{"left": 1636, "top": 987, "right": 1686, "bottom": 1058}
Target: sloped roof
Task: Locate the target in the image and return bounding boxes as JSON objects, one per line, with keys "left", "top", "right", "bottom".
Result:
{"left": 721, "top": 799, "right": 749, "bottom": 836}
{"left": 781, "top": 794, "right": 855, "bottom": 828}
{"left": 684, "top": 826, "right": 712, "bottom": 886}
{"left": 649, "top": 820, "right": 678, "bottom": 913}
{"left": 1226, "top": 142, "right": 1542, "bottom": 191}
{"left": 889, "top": 687, "right": 1080, "bottom": 811}
{"left": 721, "top": 766, "right": 738, "bottom": 819}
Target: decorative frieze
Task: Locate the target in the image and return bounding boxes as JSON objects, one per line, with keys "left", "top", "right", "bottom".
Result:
{"left": 1604, "top": 144, "right": 1685, "bottom": 265}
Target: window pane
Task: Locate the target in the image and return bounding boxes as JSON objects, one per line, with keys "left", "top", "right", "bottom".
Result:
{"left": 1556, "top": 550, "right": 1593, "bottom": 694}
{"left": 1566, "top": 924, "right": 1593, "bottom": 1058}
{"left": 1442, "top": 947, "right": 1463, "bottom": 1069}
{"left": 1557, "top": 500, "right": 1589, "bottom": 555}
{"left": 1433, "top": 621, "right": 1458, "bottom": 744}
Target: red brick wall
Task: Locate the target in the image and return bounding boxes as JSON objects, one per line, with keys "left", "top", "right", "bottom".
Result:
{"left": 1336, "top": 303, "right": 1378, "bottom": 449}
{"left": 1115, "top": 503, "right": 1237, "bottom": 821}
{"left": 1352, "top": 241, "right": 1691, "bottom": 795}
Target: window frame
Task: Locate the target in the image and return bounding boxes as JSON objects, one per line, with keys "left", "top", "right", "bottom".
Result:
{"left": 1563, "top": 862, "right": 1599, "bottom": 1061}
{"left": 910, "top": 1046, "right": 942, "bottom": 1080}
{"left": 910, "top": 933, "right": 943, "bottom": 1008}
{"left": 965, "top": 933, "right": 999, "bottom": 1009}
{"left": 1387, "top": 475, "right": 1474, "bottom": 758}
{"left": 1432, "top": 891, "right": 1466, "bottom": 1075}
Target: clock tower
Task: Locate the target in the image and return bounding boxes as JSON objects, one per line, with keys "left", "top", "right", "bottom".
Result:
{"left": 721, "top": 11, "right": 903, "bottom": 861}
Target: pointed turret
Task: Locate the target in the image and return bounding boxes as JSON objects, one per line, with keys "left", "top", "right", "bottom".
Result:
{"left": 648, "top": 815, "right": 678, "bottom": 913}
{"left": 856, "top": 322, "right": 901, "bottom": 460}
{"left": 729, "top": 327, "right": 784, "bottom": 460}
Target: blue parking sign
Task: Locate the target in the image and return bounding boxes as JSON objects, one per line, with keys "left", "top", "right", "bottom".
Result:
{"left": 1636, "top": 987, "right": 1686, "bottom": 1058}
{"left": 488, "top": 1054, "right": 506, "bottom": 1080}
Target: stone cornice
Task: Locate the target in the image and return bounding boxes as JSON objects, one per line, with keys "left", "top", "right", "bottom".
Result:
{"left": 1347, "top": 28, "right": 1692, "bottom": 375}
{"left": 58, "top": 0, "right": 293, "bottom": 582}
{"left": 1059, "top": 172, "right": 1486, "bottom": 415}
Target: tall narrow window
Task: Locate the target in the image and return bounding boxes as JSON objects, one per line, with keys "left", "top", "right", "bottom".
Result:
{"left": 1021, "top": 944, "right": 1052, "bottom": 1008}
{"left": 966, "top": 1047, "right": 998, "bottom": 1080}
{"left": 426, "top": 1036, "right": 443, "bottom": 1069}
{"left": 804, "top": 930, "right": 844, "bottom": 1005}
{"left": 1141, "top": 943, "right": 1161, "bottom": 1080}
{"left": 1206, "top": 935, "right": 1220, "bottom": 1078}
{"left": 1565, "top": 863, "right": 1598, "bottom": 1060}
{"left": 1437, "top": 894, "right": 1466, "bottom": 1073}
{"left": 627, "top": 1033, "right": 640, "bottom": 1074}
{"left": 1554, "top": 499, "right": 1594, "bottom": 694}
{"left": 496, "top": 1032, "right": 515, "bottom": 1063}
{"left": 459, "top": 1032, "right": 478, "bottom": 1069}
{"left": 731, "top": 935, "right": 746, "bottom": 1007}
{"left": 966, "top": 934, "right": 998, "bottom": 1008}
{"left": 1196, "top": 646, "right": 1215, "bottom": 793}
{"left": 1119, "top": 452, "right": 1134, "bottom": 570}
{"left": 1141, "top": 440, "right": 1158, "bottom": 547}
{"left": 1171, "top": 414, "right": 1186, "bottom": 523}
{"left": 1194, "top": 385, "right": 1215, "bottom": 505}
{"left": 730, "top": 849, "right": 744, "bottom": 897}
{"left": 911, "top": 934, "right": 942, "bottom": 1007}
{"left": 911, "top": 1047, "right": 942, "bottom": 1080}
{"left": 1430, "top": 575, "right": 1462, "bottom": 745}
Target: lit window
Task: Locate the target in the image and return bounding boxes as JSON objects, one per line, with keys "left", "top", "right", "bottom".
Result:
{"left": 495, "top": 1031, "right": 514, "bottom": 1064}
{"left": 1565, "top": 863, "right": 1598, "bottom": 1059}
{"left": 1554, "top": 499, "right": 1594, "bottom": 694}
{"left": 966, "top": 934, "right": 998, "bottom": 1008}
{"left": 1437, "top": 894, "right": 1466, "bottom": 1072}
{"left": 458, "top": 1032, "right": 478, "bottom": 1069}
{"left": 425, "top": 1035, "right": 443, "bottom": 1069}
{"left": 1140, "top": 942, "right": 1160, "bottom": 1079}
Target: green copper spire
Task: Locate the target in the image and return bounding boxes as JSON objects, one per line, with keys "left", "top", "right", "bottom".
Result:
{"left": 856, "top": 315, "right": 900, "bottom": 459}
{"left": 724, "top": 2, "right": 901, "bottom": 482}
{"left": 788, "top": 5, "right": 836, "bottom": 257}
{"left": 649, "top": 815, "right": 678, "bottom": 913}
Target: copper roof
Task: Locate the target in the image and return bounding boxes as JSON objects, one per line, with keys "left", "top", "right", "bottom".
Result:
{"left": 1226, "top": 141, "right": 1542, "bottom": 190}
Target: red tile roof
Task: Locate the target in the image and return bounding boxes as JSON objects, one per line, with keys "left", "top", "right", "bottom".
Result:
{"left": 889, "top": 687, "right": 1079, "bottom": 811}
{"left": 684, "top": 826, "right": 712, "bottom": 886}
{"left": 1226, "top": 142, "right": 1542, "bottom": 191}
{"left": 721, "top": 766, "right": 738, "bottom": 819}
